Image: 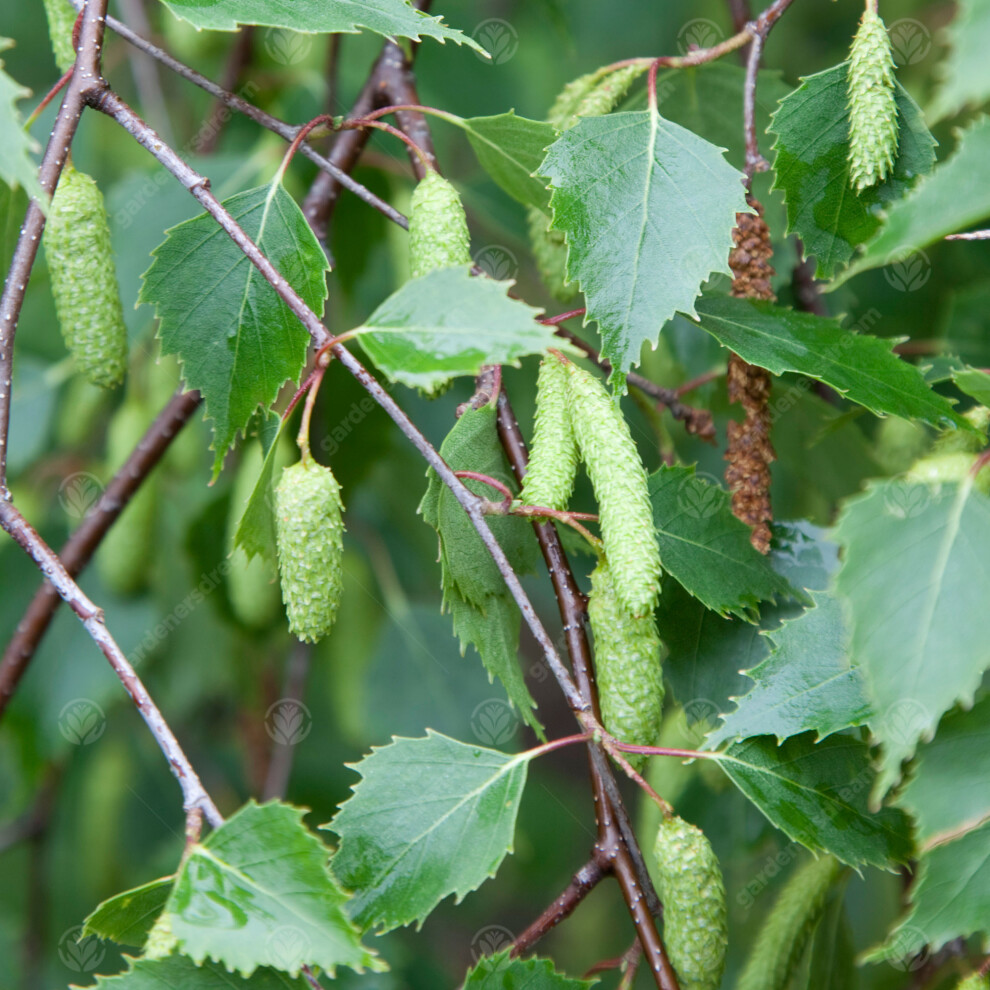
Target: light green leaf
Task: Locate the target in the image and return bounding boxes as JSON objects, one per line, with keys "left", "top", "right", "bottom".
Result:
{"left": 768, "top": 62, "right": 936, "bottom": 279}
{"left": 649, "top": 465, "right": 794, "bottom": 620}
{"left": 73, "top": 954, "right": 310, "bottom": 989}
{"left": 357, "top": 267, "right": 557, "bottom": 394}
{"left": 538, "top": 110, "right": 748, "bottom": 375}
{"left": 140, "top": 181, "right": 329, "bottom": 479}
{"left": 834, "top": 117, "right": 990, "bottom": 286}
{"left": 693, "top": 295, "right": 971, "bottom": 431}
{"left": 463, "top": 950, "right": 596, "bottom": 989}
{"left": 930, "top": 0, "right": 990, "bottom": 121}
{"left": 164, "top": 801, "right": 378, "bottom": 977}
{"left": 897, "top": 695, "right": 990, "bottom": 845}
{"left": 420, "top": 402, "right": 542, "bottom": 736}
{"left": 953, "top": 366, "right": 990, "bottom": 407}
{"left": 234, "top": 411, "right": 290, "bottom": 563}
{"left": 865, "top": 819, "right": 990, "bottom": 964}
{"left": 159, "top": 0, "right": 482, "bottom": 51}
{"left": 83, "top": 877, "right": 172, "bottom": 947}
{"left": 456, "top": 112, "right": 556, "bottom": 212}
{"left": 0, "top": 41, "right": 46, "bottom": 208}
{"left": 833, "top": 478, "right": 990, "bottom": 797}
{"left": 707, "top": 592, "right": 871, "bottom": 747}
{"left": 327, "top": 731, "right": 530, "bottom": 932}
{"left": 717, "top": 733, "right": 914, "bottom": 869}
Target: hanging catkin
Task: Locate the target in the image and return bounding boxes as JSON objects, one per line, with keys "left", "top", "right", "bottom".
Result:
{"left": 724, "top": 197, "right": 776, "bottom": 554}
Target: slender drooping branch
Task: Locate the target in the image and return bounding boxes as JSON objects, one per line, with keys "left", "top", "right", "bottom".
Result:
{"left": 743, "top": 29, "right": 769, "bottom": 181}
{"left": 0, "top": 500, "right": 222, "bottom": 826}
{"left": 0, "top": 389, "right": 202, "bottom": 718}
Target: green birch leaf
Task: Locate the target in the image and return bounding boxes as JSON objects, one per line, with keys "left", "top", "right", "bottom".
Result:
{"left": 83, "top": 877, "right": 172, "bottom": 947}
{"left": 462, "top": 950, "right": 595, "bottom": 989}
{"left": 648, "top": 465, "right": 795, "bottom": 620}
{"left": 834, "top": 117, "right": 990, "bottom": 287}
{"left": 233, "top": 411, "right": 291, "bottom": 563}
{"left": 768, "top": 62, "right": 936, "bottom": 279}
{"left": 159, "top": 0, "right": 482, "bottom": 51}
{"left": 163, "top": 801, "right": 378, "bottom": 977}
{"left": 538, "top": 110, "right": 748, "bottom": 376}
{"left": 73, "top": 954, "right": 310, "bottom": 989}
{"left": 456, "top": 112, "right": 557, "bottom": 212}
{"left": 693, "top": 294, "right": 971, "bottom": 431}
{"left": 930, "top": 0, "right": 990, "bottom": 121}
{"left": 896, "top": 695, "right": 990, "bottom": 845}
{"left": 953, "top": 366, "right": 990, "bottom": 407}
{"left": 0, "top": 41, "right": 46, "bottom": 208}
{"left": 326, "top": 731, "right": 530, "bottom": 932}
{"left": 717, "top": 734, "right": 913, "bottom": 869}
{"left": 707, "top": 592, "right": 872, "bottom": 748}
{"left": 833, "top": 478, "right": 990, "bottom": 798}
{"left": 356, "top": 267, "right": 557, "bottom": 394}
{"left": 140, "top": 181, "right": 329, "bottom": 479}
{"left": 865, "top": 820, "right": 990, "bottom": 964}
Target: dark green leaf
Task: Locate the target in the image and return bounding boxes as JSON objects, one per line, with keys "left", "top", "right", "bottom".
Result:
{"left": 74, "top": 954, "right": 310, "bottom": 989}
{"left": 707, "top": 592, "right": 871, "bottom": 747}
{"left": 0, "top": 42, "right": 45, "bottom": 207}
{"left": 83, "top": 877, "right": 172, "bottom": 947}
{"left": 463, "top": 950, "right": 595, "bottom": 989}
{"left": 717, "top": 734, "right": 914, "bottom": 869}
{"left": 768, "top": 62, "right": 936, "bottom": 278}
{"left": 693, "top": 295, "right": 971, "bottom": 430}
{"left": 140, "top": 181, "right": 328, "bottom": 478}
{"left": 833, "top": 479, "right": 990, "bottom": 797}
{"left": 539, "top": 110, "right": 748, "bottom": 375}
{"left": 159, "top": 0, "right": 481, "bottom": 50}
{"left": 649, "top": 465, "right": 794, "bottom": 620}
{"left": 165, "top": 801, "right": 378, "bottom": 977}
{"left": 327, "top": 731, "right": 529, "bottom": 932}
{"left": 234, "top": 412, "right": 290, "bottom": 563}
{"left": 930, "top": 0, "right": 990, "bottom": 121}
{"left": 357, "top": 267, "right": 556, "bottom": 394}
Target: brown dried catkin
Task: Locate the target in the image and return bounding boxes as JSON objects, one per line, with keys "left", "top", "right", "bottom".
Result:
{"left": 725, "top": 197, "right": 776, "bottom": 554}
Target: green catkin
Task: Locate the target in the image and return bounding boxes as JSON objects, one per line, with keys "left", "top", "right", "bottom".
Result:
{"left": 226, "top": 445, "right": 281, "bottom": 629}
{"left": 653, "top": 815, "right": 728, "bottom": 990}
{"left": 45, "top": 163, "right": 128, "bottom": 388}
{"left": 736, "top": 854, "right": 843, "bottom": 990}
{"left": 275, "top": 458, "right": 345, "bottom": 643}
{"left": 846, "top": 8, "right": 899, "bottom": 192}
{"left": 530, "top": 64, "right": 647, "bottom": 301}
{"left": 564, "top": 359, "right": 660, "bottom": 617}
{"left": 97, "top": 399, "right": 157, "bottom": 595}
{"left": 408, "top": 171, "right": 472, "bottom": 278}
{"left": 43, "top": 0, "right": 77, "bottom": 73}
{"left": 520, "top": 356, "right": 580, "bottom": 511}
{"left": 956, "top": 972, "right": 990, "bottom": 990}
{"left": 587, "top": 557, "right": 664, "bottom": 770}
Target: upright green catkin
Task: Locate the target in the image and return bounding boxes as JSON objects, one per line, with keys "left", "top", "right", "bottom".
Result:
{"left": 43, "top": 0, "right": 77, "bottom": 73}
{"left": 957, "top": 972, "right": 990, "bottom": 990}
{"left": 736, "top": 854, "right": 843, "bottom": 990}
{"left": 45, "top": 163, "right": 128, "bottom": 388}
{"left": 564, "top": 359, "right": 660, "bottom": 617}
{"left": 408, "top": 171, "right": 472, "bottom": 278}
{"left": 275, "top": 458, "right": 345, "bottom": 643}
{"left": 587, "top": 557, "right": 664, "bottom": 770}
{"left": 653, "top": 815, "right": 727, "bottom": 990}
{"left": 846, "top": 8, "right": 899, "bottom": 192}
{"left": 520, "top": 356, "right": 579, "bottom": 511}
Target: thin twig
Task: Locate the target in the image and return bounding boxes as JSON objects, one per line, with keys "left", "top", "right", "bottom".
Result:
{"left": 0, "top": 389, "right": 201, "bottom": 718}
{"left": 116, "top": 0, "right": 175, "bottom": 145}
{"left": 0, "top": 500, "right": 223, "bottom": 826}
{"left": 743, "top": 29, "right": 769, "bottom": 181}
{"left": 946, "top": 229, "right": 990, "bottom": 241}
